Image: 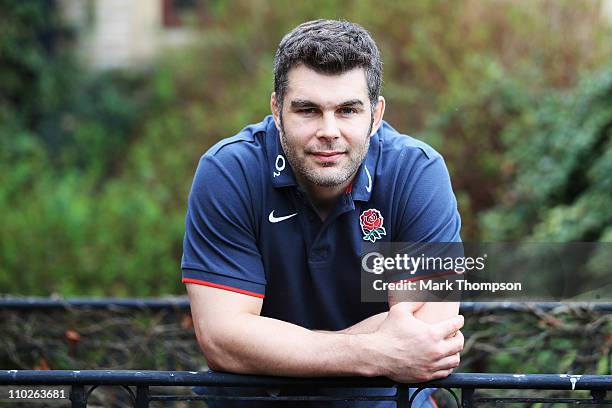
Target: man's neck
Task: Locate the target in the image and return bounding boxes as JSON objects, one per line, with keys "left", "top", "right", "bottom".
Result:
{"left": 296, "top": 175, "right": 354, "bottom": 221}
{"left": 309, "top": 195, "right": 339, "bottom": 221}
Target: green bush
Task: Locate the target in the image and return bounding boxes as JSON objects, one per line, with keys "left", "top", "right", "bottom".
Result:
{"left": 1, "top": 0, "right": 611, "bottom": 295}
{"left": 480, "top": 67, "right": 612, "bottom": 242}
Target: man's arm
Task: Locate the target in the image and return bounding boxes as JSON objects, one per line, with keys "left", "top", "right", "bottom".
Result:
{"left": 388, "top": 274, "right": 461, "bottom": 328}
{"left": 315, "top": 312, "right": 387, "bottom": 335}
{"left": 187, "top": 283, "right": 463, "bottom": 382}
{"left": 388, "top": 291, "right": 460, "bottom": 324}
{"left": 388, "top": 145, "right": 463, "bottom": 329}
{"left": 336, "top": 299, "right": 459, "bottom": 335}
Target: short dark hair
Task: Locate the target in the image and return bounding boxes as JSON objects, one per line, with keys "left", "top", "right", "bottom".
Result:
{"left": 273, "top": 19, "right": 383, "bottom": 109}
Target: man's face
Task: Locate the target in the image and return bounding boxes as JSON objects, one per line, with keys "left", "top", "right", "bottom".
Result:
{"left": 273, "top": 65, "right": 382, "bottom": 190}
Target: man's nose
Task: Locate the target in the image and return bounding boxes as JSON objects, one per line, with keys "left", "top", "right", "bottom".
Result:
{"left": 315, "top": 112, "right": 341, "bottom": 140}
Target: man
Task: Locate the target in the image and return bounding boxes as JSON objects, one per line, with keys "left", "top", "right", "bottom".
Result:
{"left": 182, "top": 19, "right": 464, "bottom": 407}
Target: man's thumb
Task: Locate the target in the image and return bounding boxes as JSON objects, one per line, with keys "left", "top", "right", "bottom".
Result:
{"left": 390, "top": 301, "right": 425, "bottom": 315}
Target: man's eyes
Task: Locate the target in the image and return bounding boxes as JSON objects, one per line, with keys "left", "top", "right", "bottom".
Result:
{"left": 298, "top": 108, "right": 318, "bottom": 115}
{"left": 296, "top": 107, "right": 358, "bottom": 115}
{"left": 338, "top": 107, "right": 358, "bottom": 115}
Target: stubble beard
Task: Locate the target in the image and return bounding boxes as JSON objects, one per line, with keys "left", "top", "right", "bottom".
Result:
{"left": 279, "top": 113, "right": 374, "bottom": 188}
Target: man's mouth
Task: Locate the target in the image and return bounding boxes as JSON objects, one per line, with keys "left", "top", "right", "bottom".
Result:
{"left": 309, "top": 151, "right": 345, "bottom": 163}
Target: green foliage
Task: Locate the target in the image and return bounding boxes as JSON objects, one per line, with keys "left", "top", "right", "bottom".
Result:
{"left": 1, "top": 0, "right": 611, "bottom": 295}
{"left": 0, "top": 2, "right": 190, "bottom": 295}
{"left": 481, "top": 68, "right": 612, "bottom": 242}
{"left": 0, "top": 0, "right": 76, "bottom": 132}
{"left": 463, "top": 307, "right": 611, "bottom": 374}
{"left": 0, "top": 308, "right": 200, "bottom": 370}
{"left": 423, "top": 59, "right": 533, "bottom": 237}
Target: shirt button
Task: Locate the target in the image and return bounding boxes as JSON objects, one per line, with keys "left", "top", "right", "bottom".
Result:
{"left": 312, "top": 247, "right": 329, "bottom": 260}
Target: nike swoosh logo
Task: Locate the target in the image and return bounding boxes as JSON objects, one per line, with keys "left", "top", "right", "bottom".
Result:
{"left": 268, "top": 210, "right": 298, "bottom": 223}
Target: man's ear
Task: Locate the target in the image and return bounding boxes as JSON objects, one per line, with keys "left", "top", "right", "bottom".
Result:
{"left": 270, "top": 92, "right": 282, "bottom": 132}
{"left": 370, "top": 96, "right": 386, "bottom": 136}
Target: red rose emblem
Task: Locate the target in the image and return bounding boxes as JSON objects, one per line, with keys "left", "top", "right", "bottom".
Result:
{"left": 360, "top": 209, "right": 384, "bottom": 231}
{"left": 360, "top": 208, "right": 387, "bottom": 242}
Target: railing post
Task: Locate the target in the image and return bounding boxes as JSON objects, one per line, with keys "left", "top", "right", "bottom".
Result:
{"left": 135, "top": 385, "right": 149, "bottom": 408}
{"left": 591, "top": 389, "right": 605, "bottom": 404}
{"left": 396, "top": 385, "right": 410, "bottom": 408}
{"left": 70, "top": 385, "right": 87, "bottom": 408}
{"left": 461, "top": 388, "right": 475, "bottom": 408}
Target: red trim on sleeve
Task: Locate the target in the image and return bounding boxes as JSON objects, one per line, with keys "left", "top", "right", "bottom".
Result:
{"left": 182, "top": 278, "right": 265, "bottom": 298}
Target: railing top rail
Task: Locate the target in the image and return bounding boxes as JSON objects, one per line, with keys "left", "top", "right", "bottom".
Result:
{"left": 1, "top": 298, "right": 611, "bottom": 312}
{"left": 1, "top": 371, "right": 610, "bottom": 390}
{"left": 0, "top": 297, "right": 190, "bottom": 310}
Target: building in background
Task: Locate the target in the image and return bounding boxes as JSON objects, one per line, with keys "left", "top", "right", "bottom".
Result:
{"left": 60, "top": 0, "right": 612, "bottom": 71}
{"left": 59, "top": 0, "right": 204, "bottom": 70}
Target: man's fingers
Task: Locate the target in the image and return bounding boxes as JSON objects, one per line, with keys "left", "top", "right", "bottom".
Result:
{"left": 434, "top": 314, "right": 464, "bottom": 339}
{"left": 433, "top": 353, "right": 461, "bottom": 371}
{"left": 440, "top": 330, "right": 464, "bottom": 356}
{"left": 453, "top": 329, "right": 464, "bottom": 344}
{"left": 430, "top": 368, "right": 454, "bottom": 380}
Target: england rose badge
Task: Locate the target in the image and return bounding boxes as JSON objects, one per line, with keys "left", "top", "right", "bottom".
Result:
{"left": 360, "top": 208, "right": 386, "bottom": 242}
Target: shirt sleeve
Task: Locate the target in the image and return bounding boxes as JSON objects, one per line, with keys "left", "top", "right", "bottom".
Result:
{"left": 181, "top": 154, "right": 266, "bottom": 298}
{"left": 389, "top": 152, "right": 463, "bottom": 283}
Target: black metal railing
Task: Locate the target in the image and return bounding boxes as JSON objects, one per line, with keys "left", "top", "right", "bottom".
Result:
{"left": 1, "top": 299, "right": 610, "bottom": 406}
{"left": 0, "top": 370, "right": 610, "bottom": 407}
{"left": 1, "top": 297, "right": 612, "bottom": 313}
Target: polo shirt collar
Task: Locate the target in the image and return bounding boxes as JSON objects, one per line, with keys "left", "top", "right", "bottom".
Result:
{"left": 350, "top": 131, "right": 380, "bottom": 202}
{"left": 265, "top": 116, "right": 298, "bottom": 188}
{"left": 264, "top": 115, "right": 381, "bottom": 199}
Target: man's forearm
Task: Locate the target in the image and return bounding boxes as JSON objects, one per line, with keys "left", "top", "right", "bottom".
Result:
{"left": 201, "top": 313, "right": 376, "bottom": 377}
{"left": 189, "top": 284, "right": 463, "bottom": 382}
{"left": 339, "top": 312, "right": 388, "bottom": 334}
{"left": 340, "top": 301, "right": 458, "bottom": 335}
{"left": 201, "top": 303, "right": 458, "bottom": 376}
{"left": 313, "top": 312, "right": 388, "bottom": 335}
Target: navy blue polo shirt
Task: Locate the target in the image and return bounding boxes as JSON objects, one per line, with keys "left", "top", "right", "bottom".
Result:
{"left": 182, "top": 115, "right": 461, "bottom": 331}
